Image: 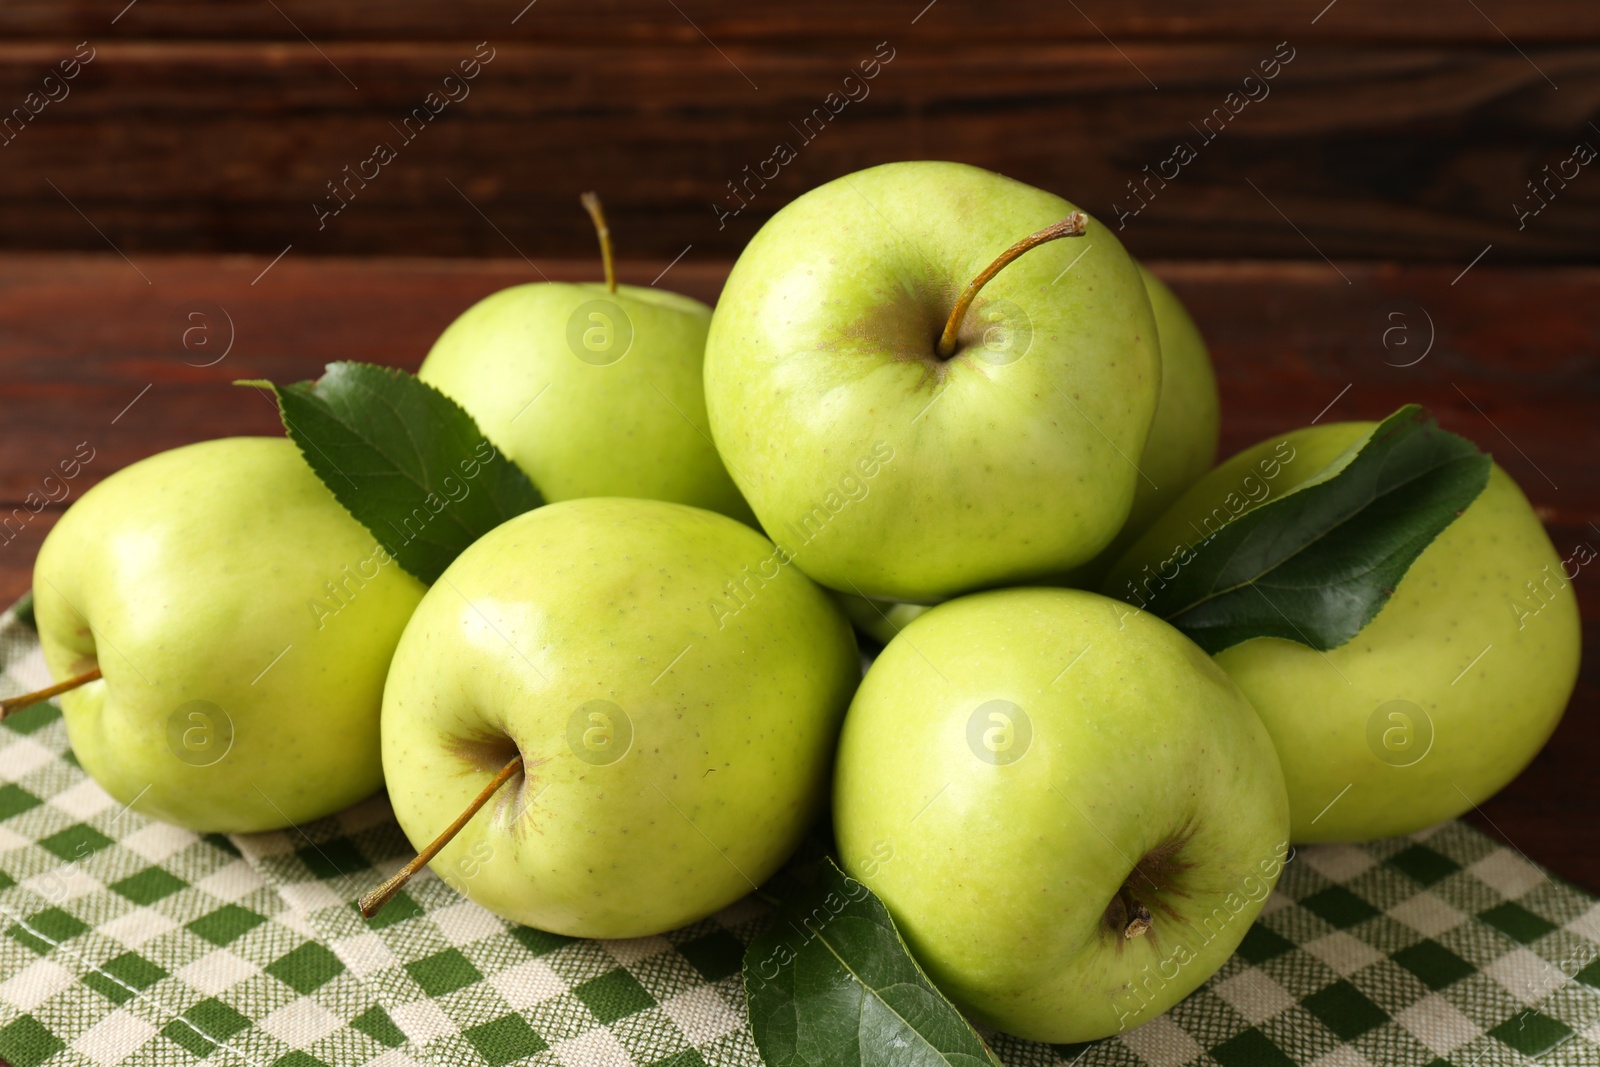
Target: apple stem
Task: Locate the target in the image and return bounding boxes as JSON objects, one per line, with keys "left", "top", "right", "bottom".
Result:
{"left": 1110, "top": 885, "right": 1155, "bottom": 939}
{"left": 935, "top": 212, "right": 1088, "bottom": 359}
{"left": 358, "top": 754, "right": 524, "bottom": 918}
{"left": 1, "top": 667, "right": 101, "bottom": 721}
{"left": 580, "top": 191, "right": 617, "bottom": 294}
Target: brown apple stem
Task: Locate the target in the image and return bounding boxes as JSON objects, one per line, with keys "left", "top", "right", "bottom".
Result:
{"left": 1116, "top": 885, "right": 1154, "bottom": 939}
{"left": 580, "top": 191, "right": 617, "bottom": 294}
{"left": 1, "top": 667, "right": 101, "bottom": 721}
{"left": 359, "top": 754, "right": 523, "bottom": 918}
{"left": 935, "top": 212, "right": 1088, "bottom": 359}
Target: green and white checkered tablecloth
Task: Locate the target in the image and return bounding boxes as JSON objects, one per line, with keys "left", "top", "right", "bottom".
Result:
{"left": 2, "top": 603, "right": 1598, "bottom": 1067}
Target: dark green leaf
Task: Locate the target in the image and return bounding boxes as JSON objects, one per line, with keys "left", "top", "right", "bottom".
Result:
{"left": 238, "top": 362, "right": 542, "bottom": 584}
{"left": 744, "top": 857, "right": 1000, "bottom": 1067}
{"left": 11, "top": 591, "right": 35, "bottom": 631}
{"left": 1121, "top": 404, "right": 1490, "bottom": 654}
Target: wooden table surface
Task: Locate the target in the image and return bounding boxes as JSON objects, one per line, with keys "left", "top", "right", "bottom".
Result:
{"left": 1, "top": 252, "right": 1595, "bottom": 890}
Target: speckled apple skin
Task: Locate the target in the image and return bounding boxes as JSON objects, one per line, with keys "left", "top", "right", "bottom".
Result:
{"left": 34, "top": 437, "right": 425, "bottom": 831}
{"left": 420, "top": 281, "right": 754, "bottom": 524}
{"left": 381, "top": 497, "right": 859, "bottom": 938}
{"left": 834, "top": 588, "right": 1290, "bottom": 1043}
{"left": 1108, "top": 422, "right": 1582, "bottom": 841}
{"left": 703, "top": 161, "right": 1161, "bottom": 601}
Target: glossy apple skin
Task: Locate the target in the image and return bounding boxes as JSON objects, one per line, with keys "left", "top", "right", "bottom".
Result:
{"left": 1062, "top": 265, "right": 1218, "bottom": 587}
{"left": 33, "top": 437, "right": 426, "bottom": 831}
{"left": 1126, "top": 265, "right": 1220, "bottom": 534}
{"left": 1106, "top": 422, "right": 1582, "bottom": 842}
{"left": 704, "top": 161, "right": 1160, "bottom": 601}
{"left": 834, "top": 587, "right": 1289, "bottom": 1043}
{"left": 381, "top": 497, "right": 859, "bottom": 938}
{"left": 420, "top": 282, "right": 754, "bottom": 524}
{"left": 835, "top": 264, "right": 1220, "bottom": 634}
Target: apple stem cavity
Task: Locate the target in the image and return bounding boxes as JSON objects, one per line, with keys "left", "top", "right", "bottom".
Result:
{"left": 0, "top": 666, "right": 101, "bottom": 721}
{"left": 1107, "top": 884, "right": 1156, "bottom": 941}
{"left": 358, "top": 754, "right": 524, "bottom": 918}
{"left": 935, "top": 212, "right": 1088, "bottom": 360}
{"left": 580, "top": 191, "right": 617, "bottom": 294}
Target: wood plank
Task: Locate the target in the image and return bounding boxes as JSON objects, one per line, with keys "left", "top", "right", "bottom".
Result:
{"left": 2, "top": 0, "right": 1598, "bottom": 45}
{"left": 1164, "top": 261, "right": 1600, "bottom": 529}
{"left": 0, "top": 42, "right": 1596, "bottom": 261}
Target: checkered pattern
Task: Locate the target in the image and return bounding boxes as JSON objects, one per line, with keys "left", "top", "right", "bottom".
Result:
{"left": 3, "top": 602, "right": 1598, "bottom": 1067}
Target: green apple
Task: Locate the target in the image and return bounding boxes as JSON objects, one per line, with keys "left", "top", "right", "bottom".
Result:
{"left": 380, "top": 496, "right": 858, "bottom": 937}
{"left": 704, "top": 161, "right": 1160, "bottom": 601}
{"left": 1061, "top": 265, "right": 1219, "bottom": 587}
{"left": 834, "top": 587, "right": 1289, "bottom": 1043}
{"left": 829, "top": 591, "right": 929, "bottom": 648}
{"left": 1105, "top": 421, "right": 1582, "bottom": 842}
{"left": 830, "top": 263, "right": 1219, "bottom": 633}
{"left": 32, "top": 437, "right": 425, "bottom": 832}
{"left": 1056, "top": 267, "right": 1216, "bottom": 588}
{"left": 419, "top": 197, "right": 753, "bottom": 523}
{"left": 1126, "top": 265, "right": 1220, "bottom": 534}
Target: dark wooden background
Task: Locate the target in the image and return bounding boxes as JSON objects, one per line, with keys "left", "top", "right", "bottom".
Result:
{"left": 0, "top": 3, "right": 1596, "bottom": 894}
{"left": 1, "top": 0, "right": 1599, "bottom": 261}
